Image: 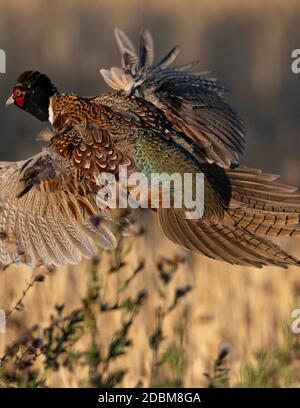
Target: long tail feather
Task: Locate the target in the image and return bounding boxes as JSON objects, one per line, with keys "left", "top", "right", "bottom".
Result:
{"left": 227, "top": 167, "right": 300, "bottom": 237}
{"left": 158, "top": 207, "right": 300, "bottom": 268}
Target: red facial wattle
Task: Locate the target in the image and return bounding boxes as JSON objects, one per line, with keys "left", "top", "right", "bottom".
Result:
{"left": 13, "top": 87, "right": 26, "bottom": 108}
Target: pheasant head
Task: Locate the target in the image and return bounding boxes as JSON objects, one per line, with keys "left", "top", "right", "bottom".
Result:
{"left": 6, "top": 70, "right": 57, "bottom": 121}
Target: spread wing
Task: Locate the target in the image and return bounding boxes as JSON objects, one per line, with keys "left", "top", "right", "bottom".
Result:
{"left": 0, "top": 141, "right": 117, "bottom": 270}
{"left": 100, "top": 28, "right": 245, "bottom": 168}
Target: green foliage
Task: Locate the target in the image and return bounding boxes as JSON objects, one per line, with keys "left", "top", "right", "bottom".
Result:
{"left": 203, "top": 346, "right": 231, "bottom": 388}
{"left": 150, "top": 254, "right": 192, "bottom": 387}
{"left": 161, "top": 345, "right": 189, "bottom": 384}
{"left": 238, "top": 327, "right": 300, "bottom": 388}
{"left": 0, "top": 237, "right": 192, "bottom": 388}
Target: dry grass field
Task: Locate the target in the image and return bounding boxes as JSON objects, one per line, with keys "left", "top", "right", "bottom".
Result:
{"left": 0, "top": 0, "right": 300, "bottom": 387}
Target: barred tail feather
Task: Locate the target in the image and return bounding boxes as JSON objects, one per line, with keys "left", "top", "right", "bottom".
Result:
{"left": 227, "top": 166, "right": 300, "bottom": 237}
{"left": 158, "top": 207, "right": 300, "bottom": 268}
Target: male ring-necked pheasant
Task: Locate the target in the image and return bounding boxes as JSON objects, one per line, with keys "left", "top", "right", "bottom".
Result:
{"left": 1, "top": 29, "right": 300, "bottom": 269}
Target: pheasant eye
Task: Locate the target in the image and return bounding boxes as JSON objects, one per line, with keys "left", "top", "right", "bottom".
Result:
{"left": 14, "top": 88, "right": 22, "bottom": 97}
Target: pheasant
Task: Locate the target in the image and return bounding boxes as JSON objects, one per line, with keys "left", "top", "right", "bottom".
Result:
{"left": 2, "top": 29, "right": 300, "bottom": 269}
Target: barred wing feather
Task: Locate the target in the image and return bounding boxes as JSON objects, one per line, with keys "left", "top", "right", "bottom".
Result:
{"left": 0, "top": 149, "right": 116, "bottom": 270}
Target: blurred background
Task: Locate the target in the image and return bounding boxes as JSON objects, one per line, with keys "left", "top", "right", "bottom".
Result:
{"left": 0, "top": 0, "right": 300, "bottom": 387}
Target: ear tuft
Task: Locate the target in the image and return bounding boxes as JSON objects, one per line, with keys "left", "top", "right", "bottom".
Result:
{"left": 17, "top": 71, "right": 57, "bottom": 96}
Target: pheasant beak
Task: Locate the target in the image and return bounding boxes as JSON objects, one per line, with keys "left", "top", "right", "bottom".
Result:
{"left": 5, "top": 95, "right": 14, "bottom": 107}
